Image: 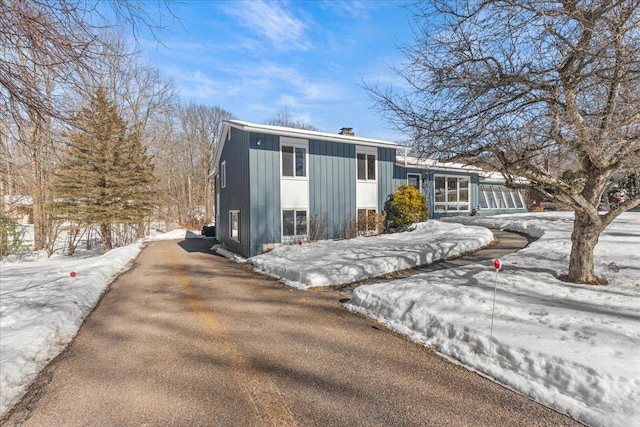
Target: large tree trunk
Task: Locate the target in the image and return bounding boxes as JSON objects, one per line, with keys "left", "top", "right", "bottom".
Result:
{"left": 568, "top": 210, "right": 605, "bottom": 284}
{"left": 100, "top": 223, "right": 113, "bottom": 252}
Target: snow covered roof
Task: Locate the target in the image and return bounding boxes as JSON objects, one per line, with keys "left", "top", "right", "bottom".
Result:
{"left": 396, "top": 155, "right": 483, "bottom": 173}
{"left": 397, "top": 155, "right": 529, "bottom": 184}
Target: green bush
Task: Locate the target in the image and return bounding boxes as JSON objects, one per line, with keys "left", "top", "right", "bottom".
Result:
{"left": 389, "top": 184, "right": 428, "bottom": 229}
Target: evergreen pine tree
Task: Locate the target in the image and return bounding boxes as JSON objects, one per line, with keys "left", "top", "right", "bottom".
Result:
{"left": 53, "top": 88, "right": 156, "bottom": 252}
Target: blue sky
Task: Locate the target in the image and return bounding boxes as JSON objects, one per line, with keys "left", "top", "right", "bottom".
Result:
{"left": 139, "top": 1, "right": 416, "bottom": 142}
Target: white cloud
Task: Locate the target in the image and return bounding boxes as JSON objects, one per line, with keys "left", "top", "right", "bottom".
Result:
{"left": 162, "top": 65, "right": 238, "bottom": 100}
{"left": 319, "top": 0, "right": 378, "bottom": 20}
{"left": 277, "top": 94, "right": 299, "bottom": 107}
{"left": 222, "top": 1, "right": 313, "bottom": 52}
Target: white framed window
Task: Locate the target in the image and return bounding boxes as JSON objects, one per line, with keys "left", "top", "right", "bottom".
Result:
{"left": 282, "top": 209, "right": 307, "bottom": 237}
{"left": 220, "top": 161, "right": 226, "bottom": 189}
{"left": 434, "top": 175, "right": 470, "bottom": 212}
{"left": 407, "top": 173, "right": 421, "bottom": 191}
{"left": 356, "top": 147, "right": 376, "bottom": 181}
{"left": 479, "top": 184, "right": 525, "bottom": 209}
{"left": 357, "top": 208, "right": 379, "bottom": 235}
{"left": 229, "top": 210, "right": 239, "bottom": 241}
{"left": 281, "top": 138, "right": 307, "bottom": 178}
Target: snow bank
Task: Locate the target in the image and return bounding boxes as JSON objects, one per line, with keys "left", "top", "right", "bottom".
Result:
{"left": 0, "top": 229, "right": 200, "bottom": 416}
{"left": 250, "top": 221, "right": 494, "bottom": 289}
{"left": 347, "top": 212, "right": 640, "bottom": 427}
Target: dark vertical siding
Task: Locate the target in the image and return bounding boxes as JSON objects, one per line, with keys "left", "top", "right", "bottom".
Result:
{"left": 309, "top": 140, "right": 356, "bottom": 238}
{"left": 218, "top": 127, "right": 251, "bottom": 257}
{"left": 249, "top": 132, "right": 281, "bottom": 256}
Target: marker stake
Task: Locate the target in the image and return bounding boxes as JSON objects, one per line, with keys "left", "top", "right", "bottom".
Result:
{"left": 298, "top": 240, "right": 303, "bottom": 285}
{"left": 489, "top": 259, "right": 501, "bottom": 360}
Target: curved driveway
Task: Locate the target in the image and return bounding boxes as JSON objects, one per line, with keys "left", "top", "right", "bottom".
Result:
{"left": 2, "top": 237, "right": 579, "bottom": 426}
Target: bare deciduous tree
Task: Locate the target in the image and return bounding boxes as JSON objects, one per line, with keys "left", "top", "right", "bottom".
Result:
{"left": 151, "top": 103, "right": 233, "bottom": 229}
{"left": 265, "top": 107, "right": 319, "bottom": 131}
{"left": 0, "top": 0, "right": 172, "bottom": 123}
{"left": 177, "top": 103, "right": 233, "bottom": 225}
{"left": 368, "top": 0, "right": 640, "bottom": 284}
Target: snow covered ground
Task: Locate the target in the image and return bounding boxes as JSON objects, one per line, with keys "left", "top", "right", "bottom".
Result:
{"left": 250, "top": 212, "right": 640, "bottom": 426}
{"left": 250, "top": 221, "right": 494, "bottom": 289}
{"left": 346, "top": 212, "right": 640, "bottom": 427}
{"left": 0, "top": 229, "right": 199, "bottom": 416}
{"left": 1, "top": 214, "right": 639, "bottom": 427}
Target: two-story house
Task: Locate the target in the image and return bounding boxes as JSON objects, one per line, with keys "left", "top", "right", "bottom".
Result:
{"left": 213, "top": 120, "right": 527, "bottom": 257}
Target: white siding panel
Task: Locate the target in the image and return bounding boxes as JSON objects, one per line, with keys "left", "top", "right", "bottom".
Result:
{"left": 281, "top": 179, "right": 309, "bottom": 209}
{"left": 356, "top": 181, "right": 378, "bottom": 208}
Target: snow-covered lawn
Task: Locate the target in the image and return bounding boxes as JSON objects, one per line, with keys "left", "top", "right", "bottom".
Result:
{"left": 0, "top": 229, "right": 198, "bottom": 416}
{"left": 346, "top": 212, "right": 640, "bottom": 427}
{"left": 250, "top": 221, "right": 494, "bottom": 289}
{"left": 1, "top": 214, "right": 639, "bottom": 427}
{"left": 249, "top": 212, "right": 639, "bottom": 426}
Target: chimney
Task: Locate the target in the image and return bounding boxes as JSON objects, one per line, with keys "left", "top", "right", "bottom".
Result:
{"left": 339, "top": 127, "right": 354, "bottom": 136}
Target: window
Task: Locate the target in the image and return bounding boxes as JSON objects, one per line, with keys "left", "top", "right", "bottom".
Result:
{"left": 479, "top": 184, "right": 525, "bottom": 209}
{"left": 229, "top": 210, "right": 239, "bottom": 241}
{"left": 407, "top": 173, "right": 421, "bottom": 191}
{"left": 220, "top": 161, "right": 226, "bottom": 189}
{"left": 357, "top": 209, "right": 378, "bottom": 235}
{"left": 434, "top": 176, "right": 470, "bottom": 212}
{"left": 282, "top": 145, "right": 306, "bottom": 177}
{"left": 357, "top": 151, "right": 376, "bottom": 181}
{"left": 282, "top": 209, "right": 307, "bottom": 236}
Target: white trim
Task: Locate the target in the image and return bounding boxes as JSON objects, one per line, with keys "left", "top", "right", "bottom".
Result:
{"left": 433, "top": 174, "right": 470, "bottom": 212}
{"left": 280, "top": 137, "right": 309, "bottom": 180}
{"left": 224, "top": 119, "right": 397, "bottom": 148}
{"left": 220, "top": 161, "right": 226, "bottom": 189}
{"left": 356, "top": 208, "right": 379, "bottom": 236}
{"left": 281, "top": 208, "right": 308, "bottom": 241}
{"left": 356, "top": 145, "right": 377, "bottom": 182}
{"left": 479, "top": 184, "right": 525, "bottom": 209}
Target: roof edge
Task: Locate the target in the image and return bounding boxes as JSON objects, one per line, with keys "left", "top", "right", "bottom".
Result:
{"left": 225, "top": 119, "right": 398, "bottom": 148}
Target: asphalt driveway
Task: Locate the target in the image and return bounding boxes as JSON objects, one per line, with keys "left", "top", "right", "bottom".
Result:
{"left": 2, "top": 237, "right": 579, "bottom": 426}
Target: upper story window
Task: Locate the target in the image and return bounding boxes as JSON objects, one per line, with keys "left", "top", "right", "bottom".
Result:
{"left": 220, "top": 161, "right": 226, "bottom": 188}
{"left": 357, "top": 147, "right": 376, "bottom": 181}
{"left": 281, "top": 138, "right": 307, "bottom": 178}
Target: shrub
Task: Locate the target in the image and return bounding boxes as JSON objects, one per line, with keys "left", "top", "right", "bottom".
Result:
{"left": 389, "top": 184, "right": 428, "bottom": 229}
{"left": 0, "top": 215, "right": 29, "bottom": 258}
{"left": 308, "top": 212, "right": 328, "bottom": 242}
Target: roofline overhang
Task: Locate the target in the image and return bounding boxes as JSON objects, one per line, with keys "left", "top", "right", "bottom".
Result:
{"left": 214, "top": 119, "right": 399, "bottom": 170}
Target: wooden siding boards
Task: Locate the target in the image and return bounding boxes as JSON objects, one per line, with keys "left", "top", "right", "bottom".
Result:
{"left": 249, "top": 132, "right": 281, "bottom": 256}
{"left": 216, "top": 120, "right": 530, "bottom": 259}
{"left": 309, "top": 139, "right": 356, "bottom": 239}
{"left": 218, "top": 127, "right": 251, "bottom": 257}
{"left": 378, "top": 147, "right": 399, "bottom": 213}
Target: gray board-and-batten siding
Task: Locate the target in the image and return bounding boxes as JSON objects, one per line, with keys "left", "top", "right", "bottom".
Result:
{"left": 218, "top": 126, "right": 252, "bottom": 257}
{"left": 219, "top": 127, "right": 398, "bottom": 257}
